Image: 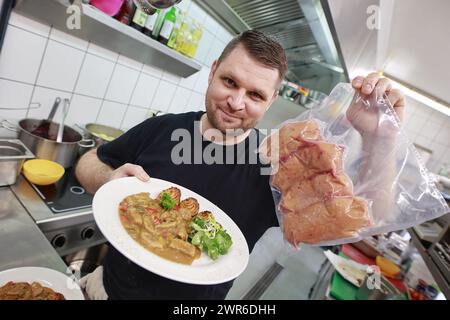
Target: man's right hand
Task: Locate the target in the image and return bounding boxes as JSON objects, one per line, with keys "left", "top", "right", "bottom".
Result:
{"left": 108, "top": 163, "right": 150, "bottom": 182}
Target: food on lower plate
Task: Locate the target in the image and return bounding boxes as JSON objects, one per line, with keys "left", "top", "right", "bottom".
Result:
{"left": 0, "top": 281, "right": 65, "bottom": 300}
{"left": 262, "top": 119, "right": 372, "bottom": 245}
{"left": 118, "top": 187, "right": 232, "bottom": 264}
{"left": 189, "top": 211, "right": 232, "bottom": 260}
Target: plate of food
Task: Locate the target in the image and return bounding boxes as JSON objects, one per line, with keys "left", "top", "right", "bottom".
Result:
{"left": 0, "top": 267, "right": 84, "bottom": 300}
{"left": 92, "top": 177, "right": 249, "bottom": 285}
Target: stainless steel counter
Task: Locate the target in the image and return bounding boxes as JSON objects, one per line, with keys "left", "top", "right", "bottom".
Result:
{"left": 0, "top": 187, "right": 67, "bottom": 273}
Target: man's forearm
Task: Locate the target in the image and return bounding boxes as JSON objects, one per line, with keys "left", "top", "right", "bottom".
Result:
{"left": 75, "top": 148, "right": 113, "bottom": 194}
{"left": 358, "top": 135, "right": 397, "bottom": 222}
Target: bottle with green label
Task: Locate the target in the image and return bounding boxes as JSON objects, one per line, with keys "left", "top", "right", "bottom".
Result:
{"left": 167, "top": 10, "right": 186, "bottom": 49}
{"left": 129, "top": 5, "right": 148, "bottom": 32}
{"left": 158, "top": 7, "right": 177, "bottom": 45}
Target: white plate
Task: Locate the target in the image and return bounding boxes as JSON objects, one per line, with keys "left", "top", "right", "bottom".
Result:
{"left": 0, "top": 267, "right": 84, "bottom": 300}
{"left": 93, "top": 177, "right": 250, "bottom": 285}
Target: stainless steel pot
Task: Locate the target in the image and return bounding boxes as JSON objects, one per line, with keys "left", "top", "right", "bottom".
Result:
{"left": 1, "top": 119, "right": 94, "bottom": 168}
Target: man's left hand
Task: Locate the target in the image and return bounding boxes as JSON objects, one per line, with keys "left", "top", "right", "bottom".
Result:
{"left": 347, "top": 72, "right": 406, "bottom": 136}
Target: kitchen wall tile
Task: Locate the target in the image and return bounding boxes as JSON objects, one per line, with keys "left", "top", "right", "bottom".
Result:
{"left": 187, "top": 2, "right": 207, "bottom": 24}
{"left": 216, "top": 25, "right": 233, "bottom": 44}
{"left": 193, "top": 66, "right": 210, "bottom": 94}
{"left": 428, "top": 110, "right": 447, "bottom": 127}
{"left": 161, "top": 70, "right": 181, "bottom": 85}
{"left": 96, "top": 101, "right": 127, "bottom": 128}
{"left": 87, "top": 42, "right": 119, "bottom": 62}
{"left": 168, "top": 87, "right": 192, "bottom": 114}
{"left": 142, "top": 64, "right": 163, "bottom": 78}
{"left": 186, "top": 91, "right": 204, "bottom": 111}
{"left": 130, "top": 73, "right": 160, "bottom": 108}
{"left": 179, "top": 70, "right": 200, "bottom": 91}
{"left": 194, "top": 30, "right": 214, "bottom": 65}
{"left": 420, "top": 119, "right": 442, "bottom": 140}
{"left": 203, "top": 14, "right": 221, "bottom": 35}
{"left": 9, "top": 12, "right": 51, "bottom": 37}
{"left": 74, "top": 53, "right": 115, "bottom": 98}
{"left": 117, "top": 54, "right": 143, "bottom": 71}
{"left": 121, "top": 106, "right": 148, "bottom": 130}
{"left": 430, "top": 142, "right": 447, "bottom": 164}
{"left": 150, "top": 80, "right": 177, "bottom": 112}
{"left": 406, "top": 114, "right": 426, "bottom": 135}
{"left": 65, "top": 94, "right": 102, "bottom": 126}
{"left": 50, "top": 28, "right": 89, "bottom": 51}
{"left": 0, "top": 26, "right": 47, "bottom": 84}
{"left": 0, "top": 79, "right": 34, "bottom": 120}
{"left": 27, "top": 86, "right": 72, "bottom": 119}
{"left": 413, "top": 105, "right": 431, "bottom": 122}
{"left": 433, "top": 124, "right": 450, "bottom": 146}
{"left": 36, "top": 40, "right": 85, "bottom": 92}
{"left": 204, "top": 38, "right": 225, "bottom": 67}
{"left": 105, "top": 64, "right": 139, "bottom": 104}
{"left": 175, "top": 0, "right": 191, "bottom": 11}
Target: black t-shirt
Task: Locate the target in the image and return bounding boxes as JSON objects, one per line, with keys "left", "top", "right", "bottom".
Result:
{"left": 97, "top": 111, "right": 278, "bottom": 299}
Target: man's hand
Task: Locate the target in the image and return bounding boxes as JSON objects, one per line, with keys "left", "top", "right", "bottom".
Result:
{"left": 347, "top": 72, "right": 406, "bottom": 137}
{"left": 109, "top": 163, "right": 150, "bottom": 182}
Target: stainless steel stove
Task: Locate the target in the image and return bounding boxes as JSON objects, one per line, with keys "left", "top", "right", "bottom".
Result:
{"left": 11, "top": 170, "right": 106, "bottom": 257}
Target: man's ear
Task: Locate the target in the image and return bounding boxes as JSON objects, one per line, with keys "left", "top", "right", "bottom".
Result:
{"left": 266, "top": 90, "right": 279, "bottom": 111}
{"left": 208, "top": 60, "right": 218, "bottom": 85}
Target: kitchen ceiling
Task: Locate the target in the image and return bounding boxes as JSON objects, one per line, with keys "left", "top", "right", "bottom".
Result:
{"left": 194, "top": 0, "right": 348, "bottom": 93}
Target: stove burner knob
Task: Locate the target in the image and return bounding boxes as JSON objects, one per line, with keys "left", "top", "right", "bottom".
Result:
{"left": 52, "top": 234, "right": 66, "bottom": 248}
{"left": 81, "top": 227, "right": 95, "bottom": 240}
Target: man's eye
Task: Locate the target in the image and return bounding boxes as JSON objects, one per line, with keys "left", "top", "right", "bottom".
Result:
{"left": 224, "top": 78, "right": 235, "bottom": 87}
{"left": 250, "top": 92, "right": 262, "bottom": 100}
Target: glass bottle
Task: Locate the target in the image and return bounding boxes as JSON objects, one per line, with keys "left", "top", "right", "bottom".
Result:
{"left": 158, "top": 7, "right": 177, "bottom": 45}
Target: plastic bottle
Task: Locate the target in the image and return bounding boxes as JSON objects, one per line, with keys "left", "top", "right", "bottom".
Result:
{"left": 158, "top": 7, "right": 177, "bottom": 45}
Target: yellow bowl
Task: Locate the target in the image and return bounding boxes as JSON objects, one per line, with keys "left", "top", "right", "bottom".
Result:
{"left": 376, "top": 255, "right": 401, "bottom": 278}
{"left": 23, "top": 159, "right": 65, "bottom": 185}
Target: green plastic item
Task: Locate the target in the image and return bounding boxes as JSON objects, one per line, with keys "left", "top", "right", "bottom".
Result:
{"left": 329, "top": 252, "right": 358, "bottom": 300}
{"left": 330, "top": 271, "right": 358, "bottom": 300}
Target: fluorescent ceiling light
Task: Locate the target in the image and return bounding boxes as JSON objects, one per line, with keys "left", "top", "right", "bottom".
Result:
{"left": 384, "top": 75, "right": 450, "bottom": 117}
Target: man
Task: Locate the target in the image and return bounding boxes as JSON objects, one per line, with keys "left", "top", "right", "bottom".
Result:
{"left": 76, "top": 30, "right": 405, "bottom": 299}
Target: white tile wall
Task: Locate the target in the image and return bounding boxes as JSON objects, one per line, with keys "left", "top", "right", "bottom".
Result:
{"left": 0, "top": 26, "right": 47, "bottom": 83}
{"left": 0, "top": 4, "right": 234, "bottom": 136}
{"left": 402, "top": 96, "right": 450, "bottom": 173}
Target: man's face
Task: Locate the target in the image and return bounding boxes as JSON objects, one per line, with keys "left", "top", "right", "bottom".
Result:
{"left": 205, "top": 45, "right": 280, "bottom": 133}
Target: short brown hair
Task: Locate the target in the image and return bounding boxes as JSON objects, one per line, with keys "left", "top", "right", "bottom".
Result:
{"left": 217, "top": 30, "right": 287, "bottom": 83}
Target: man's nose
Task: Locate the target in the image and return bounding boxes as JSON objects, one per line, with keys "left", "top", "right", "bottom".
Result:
{"left": 227, "top": 89, "right": 246, "bottom": 111}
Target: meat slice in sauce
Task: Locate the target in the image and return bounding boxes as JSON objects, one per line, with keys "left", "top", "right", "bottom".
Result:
{"left": 118, "top": 189, "right": 205, "bottom": 264}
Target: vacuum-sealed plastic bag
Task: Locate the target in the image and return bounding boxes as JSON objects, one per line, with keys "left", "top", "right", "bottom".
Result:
{"left": 260, "top": 83, "right": 449, "bottom": 247}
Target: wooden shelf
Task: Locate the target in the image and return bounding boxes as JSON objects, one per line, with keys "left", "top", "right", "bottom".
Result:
{"left": 13, "top": 0, "right": 201, "bottom": 77}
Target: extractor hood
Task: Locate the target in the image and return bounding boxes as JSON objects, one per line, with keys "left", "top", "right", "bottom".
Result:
{"left": 194, "top": 0, "right": 348, "bottom": 94}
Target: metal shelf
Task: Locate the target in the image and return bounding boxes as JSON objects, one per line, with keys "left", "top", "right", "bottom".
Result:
{"left": 13, "top": 0, "right": 201, "bottom": 77}
{"left": 408, "top": 228, "right": 450, "bottom": 298}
